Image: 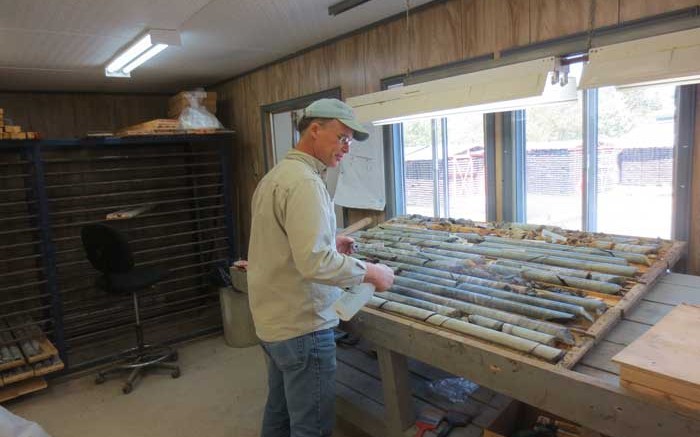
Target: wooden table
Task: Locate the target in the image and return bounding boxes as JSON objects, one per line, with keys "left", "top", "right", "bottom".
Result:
{"left": 342, "top": 272, "right": 700, "bottom": 437}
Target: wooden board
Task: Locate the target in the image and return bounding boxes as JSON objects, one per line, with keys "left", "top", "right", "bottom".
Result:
{"left": 574, "top": 364, "right": 619, "bottom": 385}
{"left": 530, "top": 0, "right": 593, "bottom": 42}
{"left": 613, "top": 304, "right": 700, "bottom": 404}
{"left": 117, "top": 128, "right": 224, "bottom": 137}
{"left": 691, "top": 85, "right": 700, "bottom": 276}
{"left": 579, "top": 341, "right": 624, "bottom": 374}
{"left": 1, "top": 365, "right": 34, "bottom": 385}
{"left": 116, "top": 118, "right": 180, "bottom": 136}
{"left": 408, "top": 0, "right": 463, "bottom": 72}
{"left": 605, "top": 320, "right": 650, "bottom": 346}
{"left": 624, "top": 300, "right": 674, "bottom": 325}
{"left": 620, "top": 0, "right": 700, "bottom": 22}
{"left": 0, "top": 377, "right": 47, "bottom": 403}
{"left": 620, "top": 379, "right": 700, "bottom": 412}
{"left": 657, "top": 273, "right": 700, "bottom": 288}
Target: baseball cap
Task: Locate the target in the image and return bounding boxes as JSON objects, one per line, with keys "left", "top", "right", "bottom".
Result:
{"left": 302, "top": 98, "right": 370, "bottom": 142}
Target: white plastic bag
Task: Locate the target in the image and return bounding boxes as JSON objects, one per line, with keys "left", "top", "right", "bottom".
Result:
{"left": 0, "top": 406, "right": 52, "bottom": 437}
{"left": 178, "top": 90, "right": 223, "bottom": 130}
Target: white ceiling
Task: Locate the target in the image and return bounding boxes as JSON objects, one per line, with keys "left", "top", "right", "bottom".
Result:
{"left": 0, "top": 0, "right": 433, "bottom": 93}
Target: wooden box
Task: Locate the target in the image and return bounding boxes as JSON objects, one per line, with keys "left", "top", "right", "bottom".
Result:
{"left": 613, "top": 303, "right": 700, "bottom": 409}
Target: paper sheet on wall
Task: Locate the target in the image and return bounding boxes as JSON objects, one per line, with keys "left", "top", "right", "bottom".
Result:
{"left": 334, "top": 124, "right": 386, "bottom": 211}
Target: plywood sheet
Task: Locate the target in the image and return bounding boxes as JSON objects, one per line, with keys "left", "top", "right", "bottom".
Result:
{"left": 530, "top": 0, "right": 592, "bottom": 43}
{"left": 364, "top": 18, "right": 408, "bottom": 93}
{"left": 613, "top": 303, "right": 700, "bottom": 403}
{"left": 620, "top": 0, "right": 700, "bottom": 22}
{"left": 692, "top": 85, "right": 700, "bottom": 275}
{"left": 409, "top": 0, "right": 463, "bottom": 72}
{"left": 328, "top": 33, "right": 368, "bottom": 99}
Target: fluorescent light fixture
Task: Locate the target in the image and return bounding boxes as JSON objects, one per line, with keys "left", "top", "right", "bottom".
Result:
{"left": 579, "top": 28, "right": 700, "bottom": 89}
{"left": 346, "top": 57, "right": 577, "bottom": 125}
{"left": 105, "top": 29, "right": 180, "bottom": 78}
{"left": 328, "top": 0, "right": 371, "bottom": 16}
{"left": 370, "top": 75, "right": 578, "bottom": 125}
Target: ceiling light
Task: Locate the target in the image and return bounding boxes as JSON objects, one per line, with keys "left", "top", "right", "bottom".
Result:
{"left": 579, "top": 27, "right": 700, "bottom": 89}
{"left": 105, "top": 29, "right": 180, "bottom": 78}
{"left": 328, "top": 0, "right": 372, "bottom": 16}
{"left": 347, "top": 57, "right": 578, "bottom": 125}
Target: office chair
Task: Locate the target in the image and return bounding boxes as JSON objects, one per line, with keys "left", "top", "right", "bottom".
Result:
{"left": 81, "top": 223, "right": 180, "bottom": 394}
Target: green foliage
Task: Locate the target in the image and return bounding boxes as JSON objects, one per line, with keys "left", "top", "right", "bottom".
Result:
{"left": 525, "top": 101, "right": 582, "bottom": 142}
{"left": 526, "top": 85, "right": 674, "bottom": 142}
{"left": 403, "top": 119, "right": 432, "bottom": 149}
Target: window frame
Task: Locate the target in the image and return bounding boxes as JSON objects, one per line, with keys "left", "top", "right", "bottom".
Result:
{"left": 510, "top": 81, "right": 695, "bottom": 239}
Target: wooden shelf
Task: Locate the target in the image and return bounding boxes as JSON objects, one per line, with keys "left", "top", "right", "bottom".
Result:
{"left": 2, "top": 365, "right": 35, "bottom": 385}
{"left": 0, "top": 377, "right": 47, "bottom": 403}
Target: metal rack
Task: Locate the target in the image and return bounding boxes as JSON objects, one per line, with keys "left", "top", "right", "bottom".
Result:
{"left": 0, "top": 134, "right": 237, "bottom": 372}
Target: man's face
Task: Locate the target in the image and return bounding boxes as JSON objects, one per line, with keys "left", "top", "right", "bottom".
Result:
{"left": 311, "top": 120, "right": 353, "bottom": 168}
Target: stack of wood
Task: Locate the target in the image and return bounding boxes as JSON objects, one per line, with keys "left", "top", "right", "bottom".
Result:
{"left": 0, "top": 316, "right": 63, "bottom": 401}
{"left": 116, "top": 118, "right": 221, "bottom": 137}
{"left": 612, "top": 303, "right": 700, "bottom": 412}
{"left": 168, "top": 91, "right": 217, "bottom": 118}
{"left": 0, "top": 108, "right": 40, "bottom": 140}
{"left": 116, "top": 118, "right": 182, "bottom": 136}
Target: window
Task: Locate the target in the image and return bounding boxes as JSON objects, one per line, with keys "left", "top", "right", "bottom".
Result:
{"left": 445, "top": 113, "right": 487, "bottom": 220}
{"left": 523, "top": 97, "right": 584, "bottom": 230}
{"left": 399, "top": 113, "right": 487, "bottom": 221}
{"left": 386, "top": 63, "right": 692, "bottom": 240}
{"left": 514, "top": 61, "right": 683, "bottom": 238}
{"left": 595, "top": 84, "right": 677, "bottom": 239}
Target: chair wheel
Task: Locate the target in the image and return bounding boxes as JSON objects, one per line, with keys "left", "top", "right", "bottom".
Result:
{"left": 171, "top": 368, "right": 181, "bottom": 378}
{"left": 95, "top": 374, "right": 106, "bottom": 384}
{"left": 122, "top": 383, "right": 133, "bottom": 394}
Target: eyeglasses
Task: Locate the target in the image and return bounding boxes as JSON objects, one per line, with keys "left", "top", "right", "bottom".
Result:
{"left": 337, "top": 134, "right": 353, "bottom": 147}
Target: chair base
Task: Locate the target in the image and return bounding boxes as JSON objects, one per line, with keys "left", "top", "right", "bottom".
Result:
{"left": 95, "top": 344, "right": 180, "bottom": 394}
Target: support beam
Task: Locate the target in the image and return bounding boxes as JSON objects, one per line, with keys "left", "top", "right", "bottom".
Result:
{"left": 376, "top": 346, "right": 415, "bottom": 436}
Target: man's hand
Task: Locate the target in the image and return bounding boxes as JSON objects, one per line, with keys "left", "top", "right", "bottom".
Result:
{"left": 336, "top": 235, "right": 355, "bottom": 255}
{"left": 364, "top": 263, "right": 395, "bottom": 292}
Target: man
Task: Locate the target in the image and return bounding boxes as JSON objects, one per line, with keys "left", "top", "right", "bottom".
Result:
{"left": 247, "top": 98, "right": 395, "bottom": 437}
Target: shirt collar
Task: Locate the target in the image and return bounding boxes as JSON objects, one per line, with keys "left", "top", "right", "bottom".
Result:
{"left": 285, "top": 149, "right": 327, "bottom": 177}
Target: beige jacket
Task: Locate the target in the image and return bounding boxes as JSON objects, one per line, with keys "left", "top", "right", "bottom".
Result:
{"left": 247, "top": 149, "right": 367, "bottom": 342}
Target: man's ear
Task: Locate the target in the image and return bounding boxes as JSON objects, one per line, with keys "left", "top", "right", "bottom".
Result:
{"left": 308, "top": 121, "right": 321, "bottom": 140}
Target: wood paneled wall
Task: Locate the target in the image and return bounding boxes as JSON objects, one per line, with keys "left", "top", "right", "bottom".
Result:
{"left": 0, "top": 93, "right": 169, "bottom": 139}
{"left": 691, "top": 85, "right": 700, "bottom": 274}
{"left": 213, "top": 0, "right": 700, "bottom": 270}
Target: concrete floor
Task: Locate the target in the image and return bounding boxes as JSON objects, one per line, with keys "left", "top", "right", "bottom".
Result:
{"left": 6, "top": 335, "right": 365, "bottom": 437}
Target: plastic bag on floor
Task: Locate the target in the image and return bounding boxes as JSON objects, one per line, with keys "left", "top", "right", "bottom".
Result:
{"left": 427, "top": 377, "right": 479, "bottom": 404}
{"left": 0, "top": 406, "right": 51, "bottom": 437}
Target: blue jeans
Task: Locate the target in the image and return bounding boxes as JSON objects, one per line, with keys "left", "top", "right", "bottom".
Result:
{"left": 260, "top": 328, "right": 336, "bottom": 437}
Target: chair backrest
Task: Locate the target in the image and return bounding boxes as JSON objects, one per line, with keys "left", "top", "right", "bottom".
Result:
{"left": 81, "top": 223, "right": 134, "bottom": 274}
